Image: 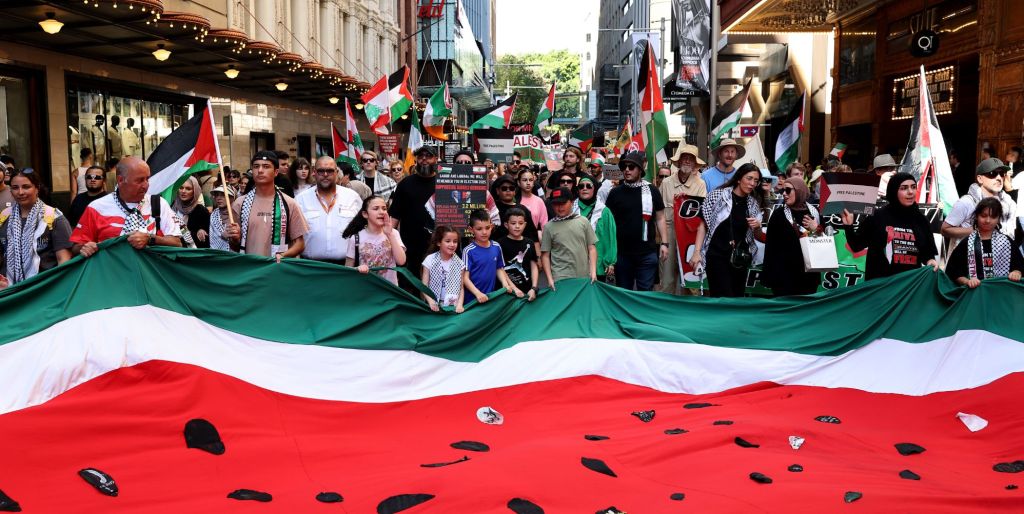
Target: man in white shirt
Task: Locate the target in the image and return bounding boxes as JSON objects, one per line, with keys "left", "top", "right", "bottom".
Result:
{"left": 296, "top": 156, "right": 363, "bottom": 264}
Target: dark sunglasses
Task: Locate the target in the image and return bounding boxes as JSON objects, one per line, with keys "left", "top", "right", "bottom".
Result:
{"left": 579, "top": 183, "right": 594, "bottom": 190}
{"left": 658, "top": 174, "right": 671, "bottom": 179}
{"left": 559, "top": 179, "right": 575, "bottom": 184}
{"left": 498, "top": 186, "right": 517, "bottom": 192}
{"left": 781, "top": 187, "right": 794, "bottom": 194}
{"left": 314, "top": 168, "right": 336, "bottom": 174}
{"left": 361, "top": 158, "right": 376, "bottom": 163}
{"left": 85, "top": 174, "right": 104, "bottom": 180}
{"left": 513, "top": 160, "right": 521, "bottom": 164}
{"left": 980, "top": 170, "right": 1005, "bottom": 178}
{"left": 624, "top": 164, "right": 640, "bottom": 171}
{"left": 760, "top": 177, "right": 773, "bottom": 184}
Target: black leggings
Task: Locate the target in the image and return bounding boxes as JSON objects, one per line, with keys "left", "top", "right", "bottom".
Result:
{"left": 706, "top": 255, "right": 748, "bottom": 297}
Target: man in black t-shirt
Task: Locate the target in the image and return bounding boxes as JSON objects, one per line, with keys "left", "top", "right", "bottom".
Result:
{"left": 69, "top": 166, "right": 108, "bottom": 227}
{"left": 389, "top": 147, "right": 438, "bottom": 282}
{"left": 604, "top": 151, "right": 669, "bottom": 291}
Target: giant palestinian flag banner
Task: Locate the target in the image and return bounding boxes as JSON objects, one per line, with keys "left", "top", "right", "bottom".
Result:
{"left": 147, "top": 101, "right": 220, "bottom": 203}
{"left": 1, "top": 240, "right": 1023, "bottom": 511}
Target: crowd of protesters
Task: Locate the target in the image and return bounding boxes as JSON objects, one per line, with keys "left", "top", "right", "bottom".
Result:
{"left": 1, "top": 137, "right": 1023, "bottom": 299}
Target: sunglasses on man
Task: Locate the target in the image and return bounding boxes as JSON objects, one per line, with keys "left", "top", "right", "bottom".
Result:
{"left": 498, "top": 186, "right": 516, "bottom": 192}
{"left": 314, "top": 168, "right": 337, "bottom": 175}
{"left": 980, "top": 170, "right": 1005, "bottom": 178}
{"left": 86, "top": 174, "right": 104, "bottom": 181}
{"left": 361, "top": 158, "right": 376, "bottom": 163}
{"left": 623, "top": 164, "right": 640, "bottom": 171}
{"left": 559, "top": 179, "right": 575, "bottom": 185}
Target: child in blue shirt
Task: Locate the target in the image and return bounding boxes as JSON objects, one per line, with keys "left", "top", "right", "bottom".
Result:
{"left": 462, "top": 209, "right": 512, "bottom": 304}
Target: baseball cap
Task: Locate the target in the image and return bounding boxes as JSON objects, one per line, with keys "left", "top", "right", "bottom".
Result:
{"left": 549, "top": 187, "right": 573, "bottom": 203}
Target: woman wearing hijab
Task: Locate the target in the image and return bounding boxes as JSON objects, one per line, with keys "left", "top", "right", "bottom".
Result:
{"left": 172, "top": 175, "right": 211, "bottom": 248}
{"left": 688, "top": 163, "right": 766, "bottom": 297}
{"left": 0, "top": 170, "right": 73, "bottom": 288}
{"left": 762, "top": 178, "right": 822, "bottom": 296}
{"left": 842, "top": 172, "right": 939, "bottom": 280}
{"left": 576, "top": 173, "right": 617, "bottom": 280}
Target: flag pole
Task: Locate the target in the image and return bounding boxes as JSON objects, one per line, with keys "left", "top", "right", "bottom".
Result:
{"left": 206, "top": 100, "right": 235, "bottom": 225}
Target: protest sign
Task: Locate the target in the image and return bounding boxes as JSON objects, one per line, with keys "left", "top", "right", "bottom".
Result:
{"left": 443, "top": 142, "right": 461, "bottom": 163}
{"left": 378, "top": 134, "right": 401, "bottom": 156}
{"left": 434, "top": 164, "right": 488, "bottom": 236}
{"left": 602, "top": 164, "right": 624, "bottom": 182}
{"left": 819, "top": 173, "right": 881, "bottom": 216}
{"left": 474, "top": 128, "right": 514, "bottom": 164}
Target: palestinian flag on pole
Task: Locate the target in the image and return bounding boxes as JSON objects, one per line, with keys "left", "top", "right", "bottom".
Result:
{"left": 423, "top": 83, "right": 452, "bottom": 141}
{"left": 637, "top": 39, "right": 669, "bottom": 181}
{"left": 830, "top": 142, "right": 848, "bottom": 159}
{"left": 402, "top": 108, "right": 424, "bottom": 173}
{"left": 336, "top": 99, "right": 363, "bottom": 167}
{"left": 710, "top": 79, "right": 751, "bottom": 148}
{"left": 774, "top": 92, "right": 805, "bottom": 173}
{"left": 2, "top": 241, "right": 1024, "bottom": 511}
{"left": 361, "top": 65, "right": 414, "bottom": 135}
{"left": 469, "top": 92, "right": 517, "bottom": 133}
{"left": 567, "top": 121, "right": 595, "bottom": 153}
{"left": 900, "top": 65, "right": 957, "bottom": 214}
{"left": 330, "top": 122, "right": 345, "bottom": 160}
{"left": 147, "top": 101, "right": 220, "bottom": 203}
{"left": 533, "top": 84, "right": 555, "bottom": 136}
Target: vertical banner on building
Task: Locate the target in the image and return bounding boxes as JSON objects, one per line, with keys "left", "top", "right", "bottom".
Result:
{"left": 673, "top": 0, "right": 712, "bottom": 95}
{"left": 434, "top": 164, "right": 489, "bottom": 237}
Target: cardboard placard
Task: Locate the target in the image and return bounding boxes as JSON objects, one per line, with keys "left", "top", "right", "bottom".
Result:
{"left": 818, "top": 172, "right": 881, "bottom": 216}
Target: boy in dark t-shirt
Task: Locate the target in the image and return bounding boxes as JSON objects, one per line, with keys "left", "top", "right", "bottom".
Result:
{"left": 497, "top": 207, "right": 539, "bottom": 301}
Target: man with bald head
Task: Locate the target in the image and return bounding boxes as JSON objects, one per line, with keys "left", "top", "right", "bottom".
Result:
{"left": 294, "top": 155, "right": 363, "bottom": 263}
{"left": 70, "top": 156, "right": 182, "bottom": 258}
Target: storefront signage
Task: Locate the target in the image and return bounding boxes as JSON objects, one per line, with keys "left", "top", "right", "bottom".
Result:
{"left": 890, "top": 65, "right": 954, "bottom": 121}
{"left": 418, "top": 0, "right": 445, "bottom": 18}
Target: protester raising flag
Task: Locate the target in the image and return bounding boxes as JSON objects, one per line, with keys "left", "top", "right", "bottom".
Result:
{"left": 710, "top": 79, "right": 751, "bottom": 148}
{"left": 361, "top": 65, "right": 413, "bottom": 135}
{"left": 147, "top": 100, "right": 220, "bottom": 203}
{"left": 403, "top": 108, "right": 424, "bottom": 173}
{"left": 469, "top": 92, "right": 517, "bottom": 133}
{"left": 422, "top": 83, "right": 452, "bottom": 141}
{"left": 638, "top": 39, "right": 669, "bottom": 180}
{"left": 774, "top": 92, "right": 805, "bottom": 173}
{"left": 336, "top": 98, "right": 363, "bottom": 167}
{"left": 900, "top": 65, "right": 957, "bottom": 214}
{"left": 534, "top": 84, "right": 555, "bottom": 136}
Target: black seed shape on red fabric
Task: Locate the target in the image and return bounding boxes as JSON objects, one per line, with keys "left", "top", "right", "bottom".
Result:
{"left": 669, "top": 492, "right": 685, "bottom": 501}
{"left": 507, "top": 498, "right": 544, "bottom": 513}
{"left": 713, "top": 420, "right": 734, "bottom": 425}
{"left": 595, "top": 507, "right": 625, "bottom": 514}
{"left": 184, "top": 418, "right": 225, "bottom": 455}
{"left": 788, "top": 464, "right": 803, "bottom": 472}
{"left": 631, "top": 410, "right": 656, "bottom": 422}
{"left": 0, "top": 489, "right": 21, "bottom": 512}
{"left": 377, "top": 494, "right": 435, "bottom": 514}
{"left": 581, "top": 457, "right": 617, "bottom": 477}
{"left": 814, "top": 415, "right": 842, "bottom": 424}
{"left": 420, "top": 456, "right": 469, "bottom": 468}
{"left": 78, "top": 468, "right": 118, "bottom": 497}
{"left": 1007, "top": 484, "right": 1019, "bottom": 490}
{"left": 895, "top": 443, "right": 926, "bottom": 456}
{"left": 994, "top": 461, "right": 1024, "bottom": 473}
{"left": 899, "top": 470, "right": 921, "bottom": 480}
{"left": 684, "top": 403, "right": 718, "bottom": 409}
{"left": 316, "top": 492, "right": 344, "bottom": 503}
{"left": 844, "top": 491, "right": 863, "bottom": 503}
{"left": 585, "top": 435, "right": 610, "bottom": 441}
{"left": 664, "top": 428, "right": 688, "bottom": 435}
{"left": 735, "top": 437, "right": 759, "bottom": 448}
{"left": 451, "top": 441, "right": 490, "bottom": 452}
{"left": 227, "top": 489, "right": 272, "bottom": 502}
{"left": 749, "top": 472, "right": 772, "bottom": 484}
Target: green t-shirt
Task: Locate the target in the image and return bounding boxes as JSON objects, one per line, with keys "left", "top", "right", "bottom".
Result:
{"left": 541, "top": 215, "right": 597, "bottom": 282}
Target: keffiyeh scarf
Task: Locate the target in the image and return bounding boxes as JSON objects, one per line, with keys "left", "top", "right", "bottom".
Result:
{"left": 3, "top": 201, "right": 45, "bottom": 284}
{"left": 209, "top": 208, "right": 230, "bottom": 251}
{"left": 783, "top": 203, "right": 820, "bottom": 233}
{"left": 114, "top": 188, "right": 148, "bottom": 235}
{"left": 624, "top": 179, "right": 654, "bottom": 241}
{"left": 700, "top": 188, "right": 761, "bottom": 265}
{"left": 239, "top": 189, "right": 288, "bottom": 255}
{"left": 967, "top": 230, "right": 1012, "bottom": 279}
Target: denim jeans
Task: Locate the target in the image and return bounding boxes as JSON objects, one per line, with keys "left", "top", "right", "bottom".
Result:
{"left": 615, "top": 251, "right": 659, "bottom": 291}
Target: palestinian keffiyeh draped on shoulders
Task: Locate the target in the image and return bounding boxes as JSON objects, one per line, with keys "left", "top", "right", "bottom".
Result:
{"left": 3, "top": 200, "right": 54, "bottom": 284}
{"left": 239, "top": 188, "right": 288, "bottom": 255}
{"left": 209, "top": 208, "right": 230, "bottom": 251}
{"left": 623, "top": 179, "right": 654, "bottom": 241}
{"left": 113, "top": 188, "right": 148, "bottom": 235}
{"left": 700, "top": 188, "right": 762, "bottom": 265}
{"left": 967, "top": 230, "right": 1013, "bottom": 280}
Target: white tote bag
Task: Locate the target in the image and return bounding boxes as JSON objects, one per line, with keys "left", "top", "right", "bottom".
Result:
{"left": 799, "top": 235, "right": 839, "bottom": 272}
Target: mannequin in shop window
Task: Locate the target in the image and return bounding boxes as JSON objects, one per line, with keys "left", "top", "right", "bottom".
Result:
{"left": 89, "top": 115, "right": 106, "bottom": 165}
{"left": 122, "top": 118, "right": 140, "bottom": 156}
{"left": 108, "top": 115, "right": 123, "bottom": 159}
